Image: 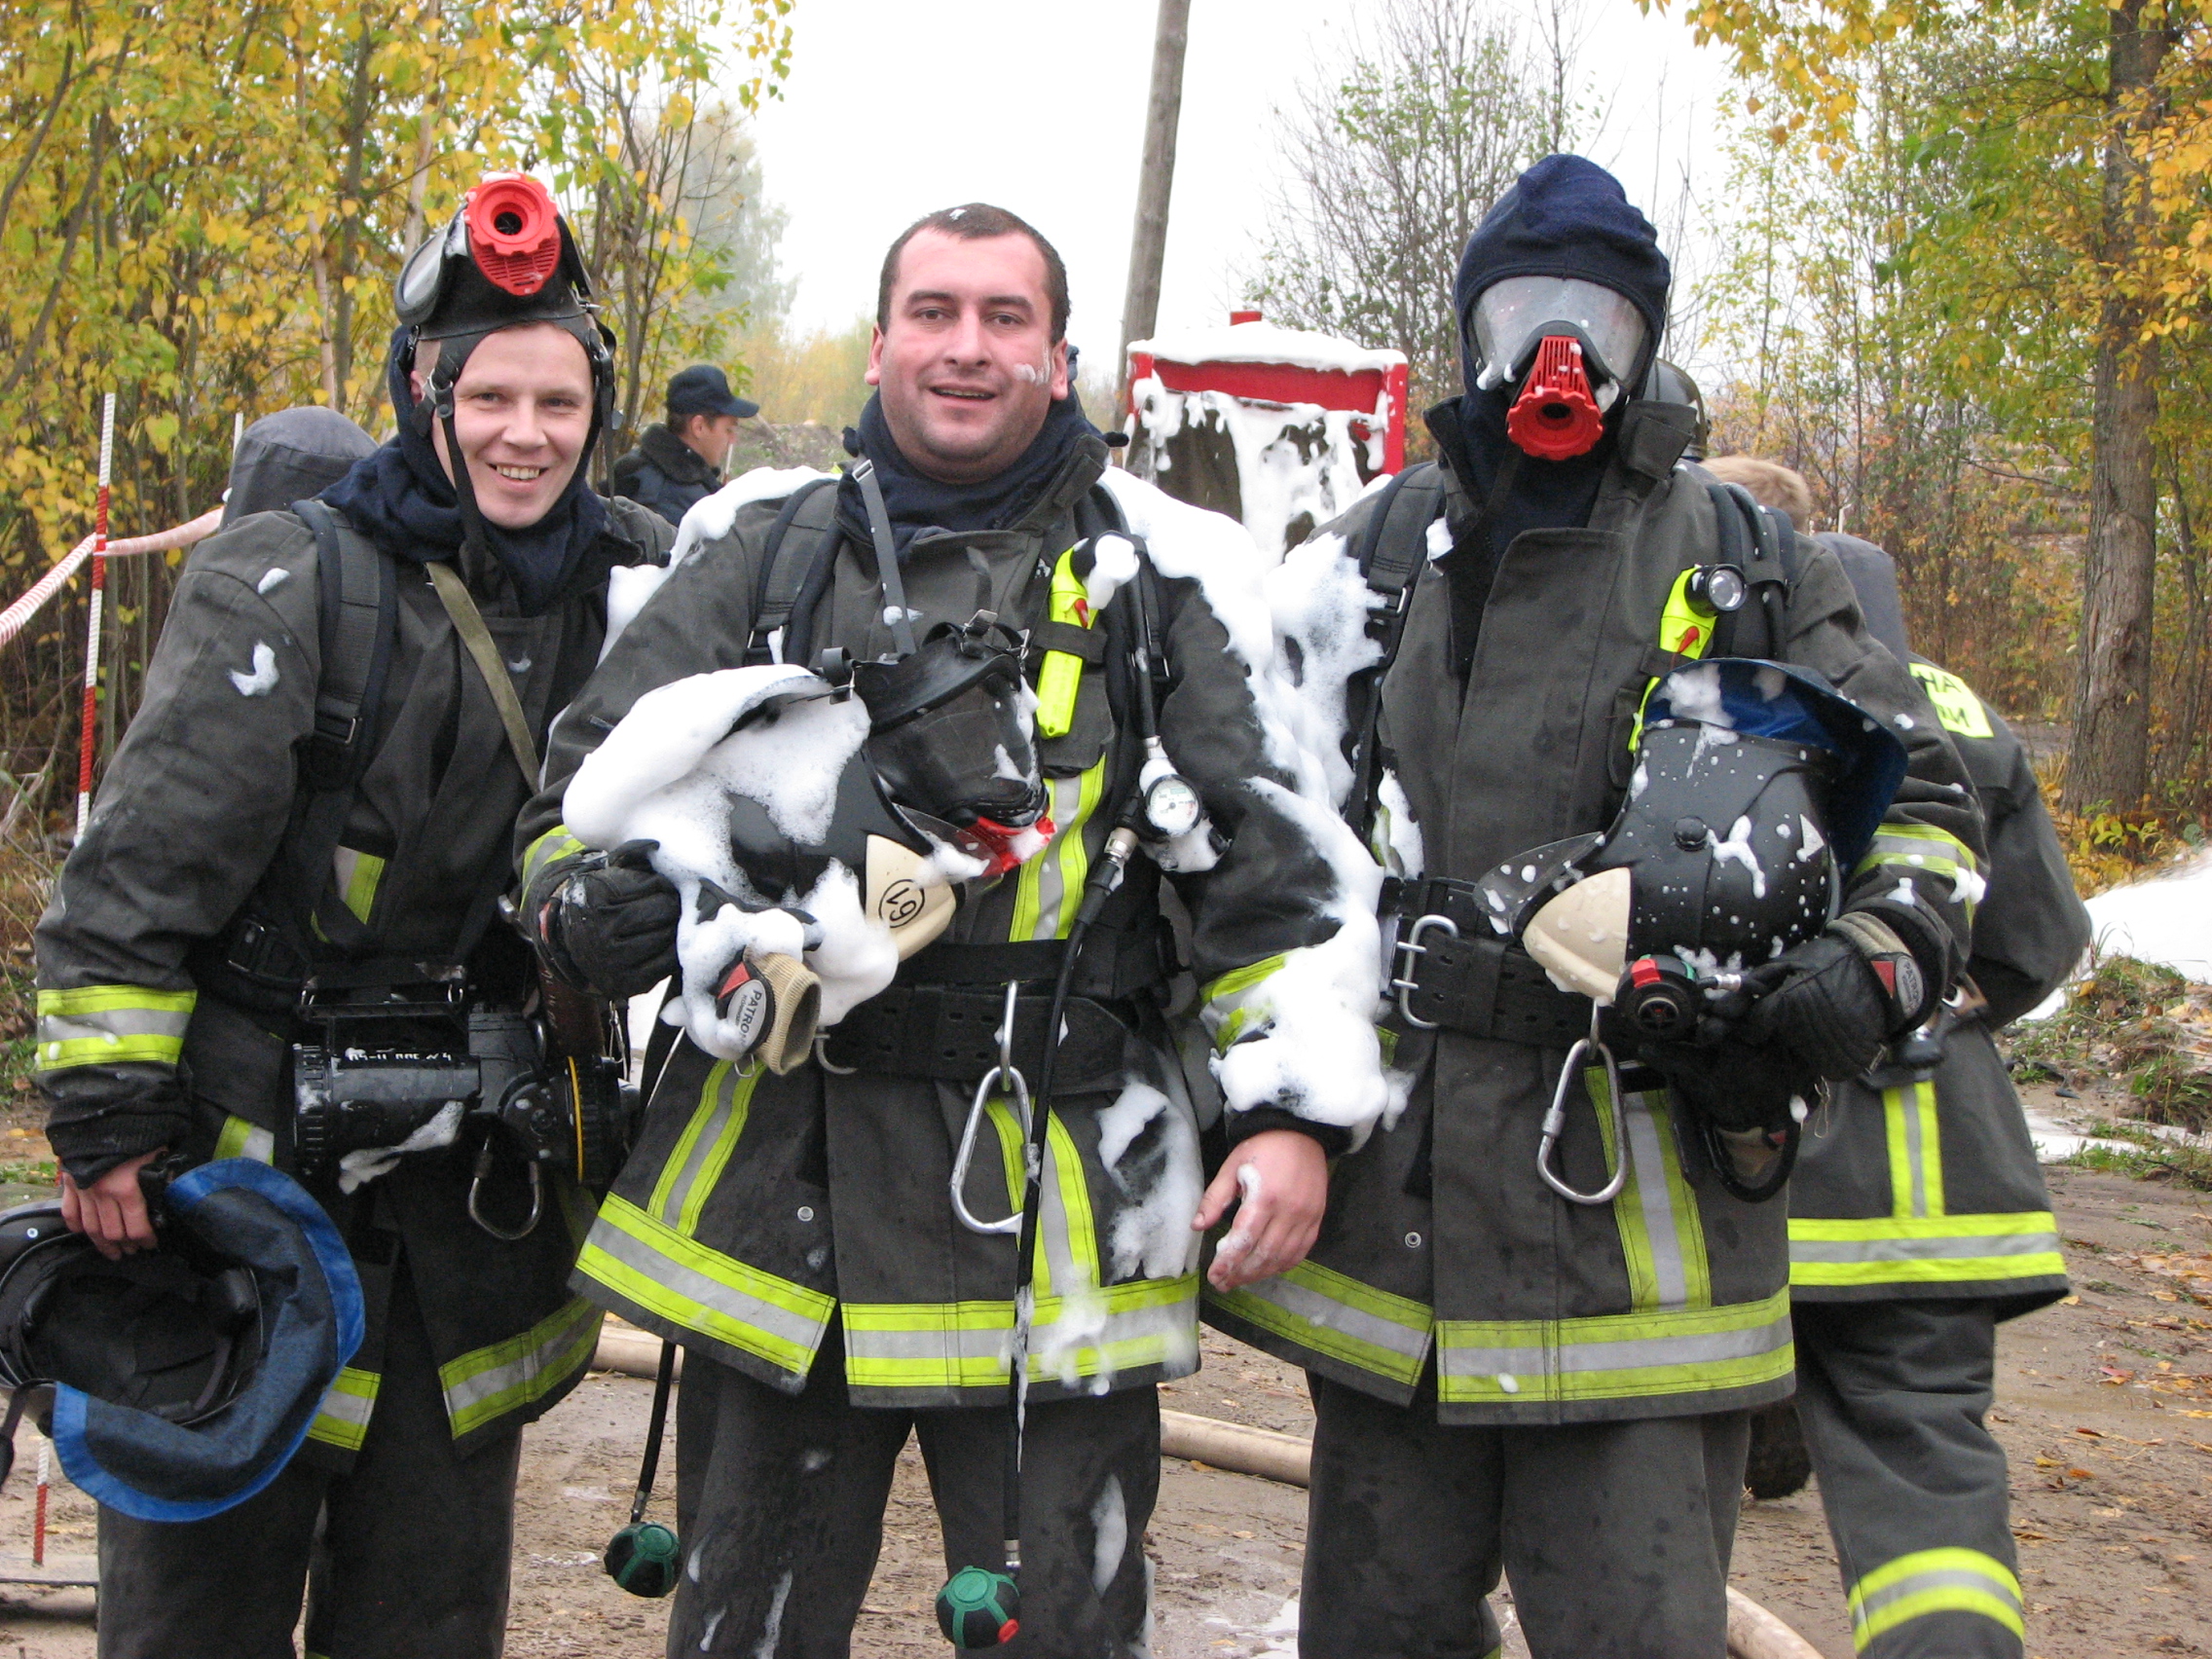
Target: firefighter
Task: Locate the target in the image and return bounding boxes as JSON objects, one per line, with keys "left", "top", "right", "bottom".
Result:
{"left": 1224, "top": 155, "right": 1986, "bottom": 1658}
{"left": 516, "top": 201, "right": 1382, "bottom": 1655}
{"left": 34, "top": 174, "right": 673, "bottom": 1657}
{"left": 1707, "top": 453, "right": 2080, "bottom": 1659}
{"left": 608, "top": 364, "right": 759, "bottom": 528}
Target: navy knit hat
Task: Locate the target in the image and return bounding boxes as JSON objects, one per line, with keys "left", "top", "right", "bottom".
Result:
{"left": 1454, "top": 156, "right": 1671, "bottom": 399}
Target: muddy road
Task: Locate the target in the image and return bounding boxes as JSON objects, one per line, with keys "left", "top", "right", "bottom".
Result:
{"left": 3, "top": 1161, "right": 2212, "bottom": 1656}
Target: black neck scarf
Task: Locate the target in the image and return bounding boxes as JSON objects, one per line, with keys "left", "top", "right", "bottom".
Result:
{"left": 319, "top": 326, "right": 609, "bottom": 615}
{"left": 837, "top": 389, "right": 1099, "bottom": 559}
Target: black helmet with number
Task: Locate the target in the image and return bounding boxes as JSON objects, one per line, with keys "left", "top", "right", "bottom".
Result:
{"left": 0, "top": 1160, "right": 363, "bottom": 1522}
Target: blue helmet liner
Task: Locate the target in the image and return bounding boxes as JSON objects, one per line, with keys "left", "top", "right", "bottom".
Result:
{"left": 23, "top": 1160, "right": 362, "bottom": 1523}
{"left": 1643, "top": 658, "right": 1908, "bottom": 871}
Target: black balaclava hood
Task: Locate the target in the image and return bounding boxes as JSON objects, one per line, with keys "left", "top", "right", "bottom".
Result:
{"left": 1430, "top": 156, "right": 1673, "bottom": 669}
{"left": 223, "top": 409, "right": 378, "bottom": 527}
{"left": 838, "top": 379, "right": 1101, "bottom": 560}
{"left": 322, "top": 287, "right": 614, "bottom": 619}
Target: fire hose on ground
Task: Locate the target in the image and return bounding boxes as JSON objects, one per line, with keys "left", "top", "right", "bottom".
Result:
{"left": 590, "top": 1319, "right": 1824, "bottom": 1659}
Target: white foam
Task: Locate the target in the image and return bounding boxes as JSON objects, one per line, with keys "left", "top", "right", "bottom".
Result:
{"left": 229, "top": 642, "right": 278, "bottom": 697}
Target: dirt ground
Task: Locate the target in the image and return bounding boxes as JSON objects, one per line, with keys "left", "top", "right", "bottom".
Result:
{"left": 7, "top": 1147, "right": 2212, "bottom": 1654}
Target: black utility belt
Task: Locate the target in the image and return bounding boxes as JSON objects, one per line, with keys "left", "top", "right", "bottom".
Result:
{"left": 1384, "top": 876, "right": 1593, "bottom": 1049}
{"left": 822, "top": 984, "right": 1132, "bottom": 1092}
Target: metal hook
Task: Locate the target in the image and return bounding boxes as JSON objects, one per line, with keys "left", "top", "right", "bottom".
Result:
{"left": 468, "top": 1138, "right": 543, "bottom": 1240}
{"left": 813, "top": 1033, "right": 858, "bottom": 1075}
{"left": 1536, "top": 1008, "right": 1630, "bottom": 1206}
{"left": 950, "top": 985, "right": 1029, "bottom": 1236}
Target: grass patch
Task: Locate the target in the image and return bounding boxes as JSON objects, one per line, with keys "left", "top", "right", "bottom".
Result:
{"left": 2013, "top": 956, "right": 2212, "bottom": 1131}
{"left": 2058, "top": 1139, "right": 2212, "bottom": 1190}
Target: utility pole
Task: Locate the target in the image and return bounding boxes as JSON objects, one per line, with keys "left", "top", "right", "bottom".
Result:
{"left": 1116, "top": 0, "right": 1193, "bottom": 422}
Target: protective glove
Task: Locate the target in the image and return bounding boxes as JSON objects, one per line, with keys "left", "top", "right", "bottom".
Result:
{"left": 1636, "top": 909, "right": 1940, "bottom": 1132}
{"left": 535, "top": 839, "right": 682, "bottom": 999}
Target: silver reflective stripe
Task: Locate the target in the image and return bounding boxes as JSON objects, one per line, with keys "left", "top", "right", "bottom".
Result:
{"left": 1900, "top": 1086, "right": 1932, "bottom": 1218}
{"left": 213, "top": 1116, "right": 276, "bottom": 1164}
{"left": 1622, "top": 1092, "right": 1689, "bottom": 1309}
{"left": 1440, "top": 1307, "right": 1793, "bottom": 1382}
{"left": 1030, "top": 773, "right": 1083, "bottom": 939}
{"left": 583, "top": 1210, "right": 827, "bottom": 1354}
{"left": 441, "top": 1298, "right": 602, "bottom": 1434}
{"left": 1791, "top": 1230, "right": 2063, "bottom": 1265}
{"left": 1232, "top": 1272, "right": 1431, "bottom": 1363}
{"left": 1851, "top": 1554, "right": 2022, "bottom": 1645}
{"left": 36, "top": 1004, "right": 192, "bottom": 1047}
{"left": 308, "top": 1367, "right": 379, "bottom": 1450}
{"left": 655, "top": 1061, "right": 751, "bottom": 1228}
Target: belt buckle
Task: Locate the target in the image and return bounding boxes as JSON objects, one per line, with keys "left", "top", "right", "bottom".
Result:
{"left": 1391, "top": 913, "right": 1459, "bottom": 1030}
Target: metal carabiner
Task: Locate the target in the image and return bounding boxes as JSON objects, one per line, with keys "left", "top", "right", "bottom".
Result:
{"left": 468, "top": 1137, "right": 543, "bottom": 1240}
{"left": 1391, "top": 913, "right": 1458, "bottom": 1029}
{"left": 1536, "top": 1008, "right": 1630, "bottom": 1207}
{"left": 813, "top": 1033, "right": 858, "bottom": 1075}
{"left": 950, "top": 984, "right": 1028, "bottom": 1236}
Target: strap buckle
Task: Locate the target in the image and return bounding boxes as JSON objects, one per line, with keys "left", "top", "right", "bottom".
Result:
{"left": 1391, "top": 913, "right": 1458, "bottom": 1029}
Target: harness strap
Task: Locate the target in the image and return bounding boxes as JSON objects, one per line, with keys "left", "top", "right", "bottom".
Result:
{"left": 1346, "top": 463, "right": 1449, "bottom": 841}
{"left": 295, "top": 499, "right": 397, "bottom": 791}
{"left": 425, "top": 562, "right": 539, "bottom": 789}
{"left": 745, "top": 474, "right": 839, "bottom": 665}
{"left": 823, "top": 985, "right": 1129, "bottom": 1089}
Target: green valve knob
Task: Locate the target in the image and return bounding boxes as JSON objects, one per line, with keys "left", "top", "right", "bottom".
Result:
{"left": 936, "top": 1565, "right": 1020, "bottom": 1649}
{"left": 604, "top": 1520, "right": 681, "bottom": 1599}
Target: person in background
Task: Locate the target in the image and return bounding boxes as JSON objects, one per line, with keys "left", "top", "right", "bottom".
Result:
{"left": 608, "top": 363, "right": 759, "bottom": 527}
{"left": 1706, "top": 451, "right": 2082, "bottom": 1659}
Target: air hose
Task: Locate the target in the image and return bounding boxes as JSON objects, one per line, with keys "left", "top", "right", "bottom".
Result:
{"left": 603, "top": 1339, "right": 681, "bottom": 1598}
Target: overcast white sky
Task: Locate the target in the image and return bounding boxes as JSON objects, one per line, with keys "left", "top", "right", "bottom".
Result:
{"left": 749, "top": 0, "right": 1733, "bottom": 378}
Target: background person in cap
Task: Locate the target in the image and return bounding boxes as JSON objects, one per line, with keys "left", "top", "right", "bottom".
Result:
{"left": 1240, "top": 155, "right": 1985, "bottom": 1657}
{"left": 32, "top": 173, "right": 672, "bottom": 1657}
{"left": 1705, "top": 453, "right": 2080, "bottom": 1659}
{"left": 608, "top": 362, "right": 759, "bottom": 527}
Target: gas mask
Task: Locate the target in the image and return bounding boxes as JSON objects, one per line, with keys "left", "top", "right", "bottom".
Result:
{"left": 1470, "top": 276, "right": 1650, "bottom": 461}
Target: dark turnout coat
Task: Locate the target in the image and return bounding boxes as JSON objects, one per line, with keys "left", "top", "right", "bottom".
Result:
{"left": 1788, "top": 659, "right": 2082, "bottom": 1316}
{"left": 1206, "top": 422, "right": 1986, "bottom": 1426}
{"left": 518, "top": 440, "right": 1365, "bottom": 1409}
{"left": 34, "top": 484, "right": 671, "bottom": 1459}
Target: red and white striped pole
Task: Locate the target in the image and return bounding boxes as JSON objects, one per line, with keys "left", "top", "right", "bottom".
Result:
{"left": 74, "top": 391, "right": 115, "bottom": 839}
{"left": 32, "top": 1432, "right": 49, "bottom": 1567}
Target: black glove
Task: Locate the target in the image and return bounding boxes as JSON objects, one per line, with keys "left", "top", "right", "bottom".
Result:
{"left": 535, "top": 840, "right": 682, "bottom": 999}
{"left": 1636, "top": 911, "right": 1937, "bottom": 1132}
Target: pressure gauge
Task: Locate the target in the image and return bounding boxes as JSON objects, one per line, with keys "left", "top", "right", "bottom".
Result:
{"left": 1145, "top": 771, "right": 1203, "bottom": 839}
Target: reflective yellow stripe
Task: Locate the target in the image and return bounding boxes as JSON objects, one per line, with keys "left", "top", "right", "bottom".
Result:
{"left": 213, "top": 1115, "right": 275, "bottom": 1164}
{"left": 1207, "top": 1258, "right": 1433, "bottom": 1386}
{"left": 577, "top": 1193, "right": 833, "bottom": 1378}
{"left": 647, "top": 1060, "right": 760, "bottom": 1236}
{"left": 1011, "top": 758, "right": 1107, "bottom": 941}
{"left": 35, "top": 984, "right": 196, "bottom": 1070}
{"left": 1908, "top": 663, "right": 1993, "bottom": 739}
{"left": 840, "top": 1274, "right": 1198, "bottom": 1391}
{"left": 1848, "top": 1548, "right": 2023, "bottom": 1648}
{"left": 1199, "top": 953, "right": 1292, "bottom": 1052}
{"left": 521, "top": 825, "right": 588, "bottom": 895}
{"left": 307, "top": 1366, "right": 379, "bottom": 1452}
{"left": 438, "top": 1296, "right": 602, "bottom": 1439}
{"left": 1436, "top": 1287, "right": 1793, "bottom": 1407}
{"left": 1880, "top": 1080, "right": 1943, "bottom": 1220}
{"left": 1034, "top": 545, "right": 1090, "bottom": 739}
{"left": 334, "top": 847, "right": 386, "bottom": 924}
{"left": 1599, "top": 1077, "right": 1710, "bottom": 1313}
{"left": 1789, "top": 1211, "right": 2067, "bottom": 1288}
{"left": 1853, "top": 826, "right": 1980, "bottom": 920}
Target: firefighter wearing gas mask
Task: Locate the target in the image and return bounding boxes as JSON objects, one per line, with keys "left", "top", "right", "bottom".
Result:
{"left": 516, "top": 203, "right": 1381, "bottom": 1656}
{"left": 1211, "top": 155, "right": 1987, "bottom": 1659}
{"left": 1706, "top": 457, "right": 2078, "bottom": 1659}
{"left": 33, "top": 174, "right": 673, "bottom": 1657}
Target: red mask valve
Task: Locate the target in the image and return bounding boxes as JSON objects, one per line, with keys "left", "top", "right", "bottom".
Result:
{"left": 465, "top": 173, "right": 563, "bottom": 297}
{"left": 1506, "top": 335, "right": 1606, "bottom": 460}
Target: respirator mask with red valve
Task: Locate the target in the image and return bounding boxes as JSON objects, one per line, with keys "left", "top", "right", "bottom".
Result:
{"left": 1469, "top": 276, "right": 1651, "bottom": 461}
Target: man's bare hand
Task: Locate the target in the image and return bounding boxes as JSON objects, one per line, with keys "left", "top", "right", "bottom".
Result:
{"left": 1194, "top": 1128, "right": 1330, "bottom": 1292}
{"left": 58, "top": 1150, "right": 163, "bottom": 1261}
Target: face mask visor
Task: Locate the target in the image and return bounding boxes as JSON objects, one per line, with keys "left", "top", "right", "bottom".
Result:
{"left": 1470, "top": 276, "right": 1649, "bottom": 398}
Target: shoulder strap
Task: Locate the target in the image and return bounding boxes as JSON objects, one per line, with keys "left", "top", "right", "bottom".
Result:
{"left": 745, "top": 475, "right": 840, "bottom": 665}
{"left": 294, "top": 498, "right": 396, "bottom": 791}
{"left": 1706, "top": 482, "right": 1802, "bottom": 661}
{"left": 425, "top": 561, "right": 540, "bottom": 789}
{"left": 1346, "top": 463, "right": 1448, "bottom": 840}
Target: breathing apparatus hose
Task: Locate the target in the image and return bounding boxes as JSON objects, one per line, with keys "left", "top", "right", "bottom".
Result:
{"left": 603, "top": 1339, "right": 681, "bottom": 1598}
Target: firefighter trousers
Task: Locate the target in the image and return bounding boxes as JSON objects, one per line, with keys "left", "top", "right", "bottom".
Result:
{"left": 1300, "top": 1369, "right": 1750, "bottom": 1659}
{"left": 1793, "top": 1299, "right": 2024, "bottom": 1658}
{"left": 668, "top": 1329, "right": 1160, "bottom": 1658}
{"left": 93, "top": 1261, "right": 524, "bottom": 1659}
